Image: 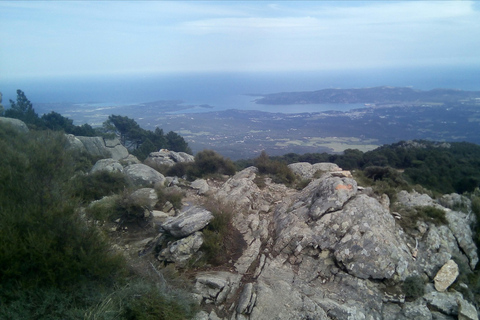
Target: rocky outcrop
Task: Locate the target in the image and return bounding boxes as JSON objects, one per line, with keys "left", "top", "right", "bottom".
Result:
{"left": 66, "top": 135, "right": 129, "bottom": 160}
{"left": 0, "top": 117, "right": 29, "bottom": 132}
{"left": 124, "top": 164, "right": 166, "bottom": 187}
{"left": 129, "top": 164, "right": 479, "bottom": 320}
{"left": 144, "top": 149, "right": 194, "bottom": 168}
{"left": 288, "top": 162, "right": 342, "bottom": 180}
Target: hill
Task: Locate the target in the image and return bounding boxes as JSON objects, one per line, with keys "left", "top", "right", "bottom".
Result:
{"left": 255, "top": 86, "right": 480, "bottom": 105}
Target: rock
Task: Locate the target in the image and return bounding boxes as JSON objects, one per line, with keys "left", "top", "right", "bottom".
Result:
{"left": 191, "top": 179, "right": 209, "bottom": 195}
{"left": 124, "top": 164, "right": 166, "bottom": 187}
{"left": 158, "top": 231, "right": 203, "bottom": 267}
{"left": 445, "top": 210, "right": 478, "bottom": 269}
{"left": 144, "top": 149, "right": 194, "bottom": 168}
{"left": 73, "top": 136, "right": 129, "bottom": 160}
{"left": 458, "top": 298, "right": 479, "bottom": 320}
{"left": 434, "top": 260, "right": 459, "bottom": 292}
{"left": 119, "top": 154, "right": 141, "bottom": 166}
{"left": 236, "top": 283, "right": 256, "bottom": 315}
{"left": 396, "top": 190, "right": 435, "bottom": 208}
{"left": 0, "top": 117, "right": 29, "bottom": 132}
{"left": 288, "top": 162, "right": 342, "bottom": 180}
{"left": 90, "top": 158, "right": 123, "bottom": 174}
{"left": 423, "top": 288, "right": 463, "bottom": 316}
{"left": 194, "top": 272, "right": 242, "bottom": 305}
{"left": 161, "top": 206, "right": 214, "bottom": 238}
{"left": 438, "top": 193, "right": 471, "bottom": 213}
{"left": 127, "top": 188, "right": 158, "bottom": 210}
{"left": 151, "top": 210, "right": 173, "bottom": 223}
{"left": 308, "top": 176, "right": 358, "bottom": 219}
{"left": 402, "top": 301, "right": 432, "bottom": 320}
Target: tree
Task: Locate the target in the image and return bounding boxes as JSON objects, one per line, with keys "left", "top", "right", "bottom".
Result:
{"left": 166, "top": 131, "right": 191, "bottom": 153}
{"left": 5, "top": 90, "right": 41, "bottom": 127}
{"left": 103, "top": 115, "right": 145, "bottom": 150}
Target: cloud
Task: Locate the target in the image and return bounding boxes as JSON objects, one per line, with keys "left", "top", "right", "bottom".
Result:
{"left": 0, "top": 1, "right": 479, "bottom": 77}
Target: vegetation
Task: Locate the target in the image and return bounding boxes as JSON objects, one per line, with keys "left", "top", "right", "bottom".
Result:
{"left": 198, "top": 199, "right": 246, "bottom": 266}
{"left": 2, "top": 90, "right": 191, "bottom": 161}
{"left": 0, "top": 124, "right": 195, "bottom": 319}
{"left": 165, "top": 149, "right": 236, "bottom": 180}
{"left": 102, "top": 114, "right": 191, "bottom": 160}
{"left": 254, "top": 151, "right": 296, "bottom": 186}
{"left": 402, "top": 275, "right": 425, "bottom": 301}
{"left": 259, "top": 140, "right": 480, "bottom": 194}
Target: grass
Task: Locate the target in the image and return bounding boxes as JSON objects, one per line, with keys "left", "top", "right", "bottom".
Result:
{"left": 198, "top": 198, "right": 246, "bottom": 266}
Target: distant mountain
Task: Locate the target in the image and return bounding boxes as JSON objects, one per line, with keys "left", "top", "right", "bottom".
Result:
{"left": 255, "top": 86, "right": 480, "bottom": 105}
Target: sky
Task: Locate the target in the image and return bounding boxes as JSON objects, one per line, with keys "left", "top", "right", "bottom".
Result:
{"left": 1, "top": 1, "right": 480, "bottom": 79}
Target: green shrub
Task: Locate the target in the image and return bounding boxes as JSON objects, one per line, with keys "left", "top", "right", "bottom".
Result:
{"left": 254, "top": 151, "right": 296, "bottom": 186}
{"left": 73, "top": 170, "right": 127, "bottom": 202}
{"left": 416, "top": 206, "right": 447, "bottom": 225}
{"left": 86, "top": 194, "right": 123, "bottom": 221}
{"left": 156, "top": 187, "right": 185, "bottom": 211}
{"left": 85, "top": 279, "right": 197, "bottom": 320}
{"left": 199, "top": 199, "right": 246, "bottom": 266}
{"left": 402, "top": 275, "right": 425, "bottom": 301}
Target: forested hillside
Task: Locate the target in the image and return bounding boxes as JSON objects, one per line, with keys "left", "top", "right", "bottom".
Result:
{"left": 261, "top": 140, "right": 480, "bottom": 194}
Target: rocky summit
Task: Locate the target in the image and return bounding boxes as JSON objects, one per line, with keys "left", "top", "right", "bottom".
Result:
{"left": 85, "top": 146, "right": 480, "bottom": 319}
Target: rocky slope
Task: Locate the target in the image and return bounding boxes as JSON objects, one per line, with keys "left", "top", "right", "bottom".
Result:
{"left": 80, "top": 146, "right": 480, "bottom": 319}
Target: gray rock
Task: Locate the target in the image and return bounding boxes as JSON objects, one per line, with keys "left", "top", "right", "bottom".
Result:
{"left": 396, "top": 190, "right": 435, "bottom": 208}
{"left": 158, "top": 231, "right": 203, "bottom": 267}
{"left": 424, "top": 289, "right": 463, "bottom": 316}
{"left": 144, "top": 149, "right": 194, "bottom": 168}
{"left": 445, "top": 209, "right": 478, "bottom": 269}
{"left": 403, "top": 301, "right": 433, "bottom": 320}
{"left": 308, "top": 176, "right": 358, "bottom": 219}
{"left": 124, "top": 164, "right": 166, "bottom": 187}
{"left": 288, "top": 162, "right": 342, "bottom": 180}
{"left": 191, "top": 179, "right": 209, "bottom": 195}
{"left": 90, "top": 158, "right": 123, "bottom": 174}
{"left": 66, "top": 135, "right": 129, "bottom": 160}
{"left": 162, "top": 206, "right": 214, "bottom": 238}
{"left": 458, "top": 298, "right": 479, "bottom": 320}
{"left": 194, "top": 272, "right": 242, "bottom": 305}
{"left": 439, "top": 193, "right": 471, "bottom": 213}
{"left": 236, "top": 283, "right": 255, "bottom": 315}
{"left": 0, "top": 117, "right": 29, "bottom": 132}
{"left": 127, "top": 188, "right": 158, "bottom": 210}
{"left": 119, "top": 154, "right": 141, "bottom": 166}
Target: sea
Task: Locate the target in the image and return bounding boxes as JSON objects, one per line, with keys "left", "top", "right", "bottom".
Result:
{"left": 1, "top": 66, "right": 479, "bottom": 119}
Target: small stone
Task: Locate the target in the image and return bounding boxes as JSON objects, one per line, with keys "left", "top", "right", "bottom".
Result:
{"left": 434, "top": 260, "right": 459, "bottom": 292}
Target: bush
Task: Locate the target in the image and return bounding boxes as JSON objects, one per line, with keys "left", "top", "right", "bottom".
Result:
{"left": 254, "top": 151, "right": 296, "bottom": 186}
{"left": 73, "top": 170, "right": 127, "bottom": 202}
{"left": 402, "top": 275, "right": 425, "bottom": 301}
{"left": 416, "top": 206, "right": 448, "bottom": 225}
{"left": 199, "top": 199, "right": 246, "bottom": 266}
{"left": 156, "top": 187, "right": 184, "bottom": 211}
{"left": 191, "top": 149, "right": 236, "bottom": 178}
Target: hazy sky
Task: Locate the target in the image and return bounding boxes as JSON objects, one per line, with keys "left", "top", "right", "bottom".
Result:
{"left": 1, "top": 1, "right": 479, "bottom": 79}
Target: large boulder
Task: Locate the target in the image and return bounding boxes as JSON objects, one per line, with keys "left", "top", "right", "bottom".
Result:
{"left": 0, "top": 117, "right": 29, "bottom": 132}
{"left": 66, "top": 135, "right": 129, "bottom": 160}
{"left": 90, "top": 158, "right": 123, "bottom": 174}
{"left": 288, "top": 162, "right": 342, "bottom": 180}
{"left": 124, "top": 164, "right": 166, "bottom": 187}
{"left": 145, "top": 149, "right": 194, "bottom": 168}
{"left": 161, "top": 206, "right": 214, "bottom": 238}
